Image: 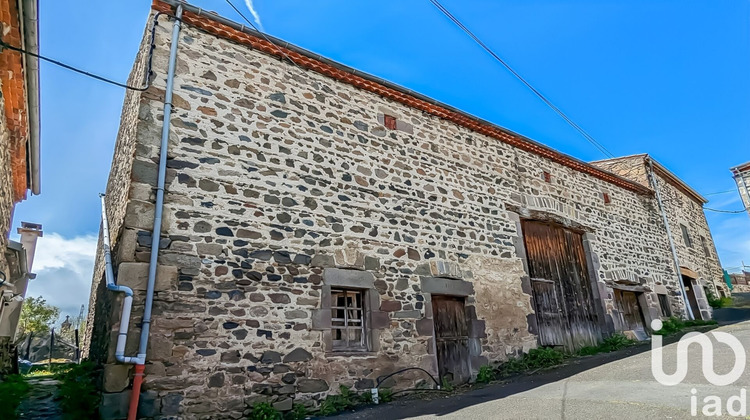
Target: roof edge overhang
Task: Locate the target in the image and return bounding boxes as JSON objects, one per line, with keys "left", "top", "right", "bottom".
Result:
{"left": 152, "top": 0, "right": 652, "bottom": 197}
{"left": 18, "top": 0, "right": 40, "bottom": 196}
{"left": 648, "top": 157, "right": 707, "bottom": 204}
{"left": 731, "top": 161, "right": 750, "bottom": 175}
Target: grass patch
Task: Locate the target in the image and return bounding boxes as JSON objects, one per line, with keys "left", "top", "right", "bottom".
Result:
{"left": 56, "top": 361, "right": 100, "bottom": 419}
{"left": 708, "top": 296, "right": 733, "bottom": 309}
{"left": 0, "top": 374, "right": 30, "bottom": 419}
{"left": 652, "top": 317, "right": 717, "bottom": 336}
{"left": 317, "top": 385, "right": 375, "bottom": 416}
{"left": 476, "top": 365, "right": 494, "bottom": 384}
{"left": 499, "top": 347, "right": 566, "bottom": 376}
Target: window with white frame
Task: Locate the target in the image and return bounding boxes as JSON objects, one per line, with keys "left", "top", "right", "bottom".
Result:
{"left": 331, "top": 288, "right": 367, "bottom": 351}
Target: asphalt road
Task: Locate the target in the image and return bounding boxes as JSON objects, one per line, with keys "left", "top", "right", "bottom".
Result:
{"left": 334, "top": 306, "right": 750, "bottom": 419}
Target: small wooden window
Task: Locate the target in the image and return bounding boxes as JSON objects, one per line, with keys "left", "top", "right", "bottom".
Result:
{"left": 383, "top": 114, "right": 397, "bottom": 130}
{"left": 680, "top": 224, "right": 692, "bottom": 248}
{"left": 602, "top": 192, "right": 611, "bottom": 204}
{"left": 331, "top": 289, "right": 367, "bottom": 351}
{"left": 658, "top": 294, "right": 671, "bottom": 317}
{"left": 542, "top": 171, "right": 551, "bottom": 183}
{"left": 700, "top": 236, "right": 710, "bottom": 257}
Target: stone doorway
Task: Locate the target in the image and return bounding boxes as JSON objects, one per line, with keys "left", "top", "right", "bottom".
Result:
{"left": 432, "top": 295, "right": 471, "bottom": 385}
{"left": 682, "top": 275, "right": 703, "bottom": 320}
{"left": 613, "top": 289, "right": 648, "bottom": 335}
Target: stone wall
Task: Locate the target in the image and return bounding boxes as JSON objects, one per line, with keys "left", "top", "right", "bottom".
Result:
{"left": 89, "top": 11, "right": 701, "bottom": 418}
{"left": 594, "top": 156, "right": 726, "bottom": 316}
{"left": 82, "top": 16, "right": 156, "bottom": 363}
{"left": 0, "top": 78, "right": 13, "bottom": 284}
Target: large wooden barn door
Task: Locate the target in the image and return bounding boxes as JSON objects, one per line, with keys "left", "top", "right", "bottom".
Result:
{"left": 432, "top": 296, "right": 471, "bottom": 384}
{"left": 522, "top": 221, "right": 602, "bottom": 350}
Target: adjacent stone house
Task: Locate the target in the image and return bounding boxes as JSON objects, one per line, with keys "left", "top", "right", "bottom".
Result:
{"left": 593, "top": 154, "right": 725, "bottom": 319}
{"left": 84, "top": 1, "right": 725, "bottom": 417}
{"left": 0, "top": 0, "right": 41, "bottom": 375}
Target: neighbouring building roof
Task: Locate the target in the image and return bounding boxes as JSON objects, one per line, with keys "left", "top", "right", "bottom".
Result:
{"left": 592, "top": 154, "right": 708, "bottom": 204}
{"left": 152, "top": 0, "right": 655, "bottom": 196}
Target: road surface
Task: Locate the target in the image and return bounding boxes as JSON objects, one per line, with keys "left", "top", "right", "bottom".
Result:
{"left": 335, "top": 316, "right": 750, "bottom": 419}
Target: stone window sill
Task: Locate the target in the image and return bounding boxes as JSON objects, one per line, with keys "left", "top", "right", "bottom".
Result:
{"left": 326, "top": 351, "right": 378, "bottom": 358}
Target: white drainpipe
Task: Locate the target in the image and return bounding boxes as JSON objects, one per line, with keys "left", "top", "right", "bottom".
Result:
{"left": 99, "top": 194, "right": 138, "bottom": 364}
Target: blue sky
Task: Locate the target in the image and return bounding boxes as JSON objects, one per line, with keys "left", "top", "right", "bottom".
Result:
{"left": 12, "top": 0, "right": 750, "bottom": 319}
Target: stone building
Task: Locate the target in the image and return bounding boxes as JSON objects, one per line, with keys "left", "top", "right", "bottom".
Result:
{"left": 84, "top": 1, "right": 725, "bottom": 417}
{"left": 0, "top": 0, "right": 41, "bottom": 375}
{"left": 731, "top": 160, "right": 750, "bottom": 220}
{"left": 593, "top": 154, "right": 726, "bottom": 318}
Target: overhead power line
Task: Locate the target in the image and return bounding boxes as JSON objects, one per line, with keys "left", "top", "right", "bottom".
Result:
{"left": 0, "top": 12, "right": 165, "bottom": 91}
{"left": 703, "top": 189, "right": 737, "bottom": 196}
{"left": 704, "top": 207, "right": 748, "bottom": 214}
{"left": 427, "top": 0, "right": 615, "bottom": 159}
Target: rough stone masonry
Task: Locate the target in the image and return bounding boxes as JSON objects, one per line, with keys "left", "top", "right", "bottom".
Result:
{"left": 84, "top": 3, "right": 725, "bottom": 418}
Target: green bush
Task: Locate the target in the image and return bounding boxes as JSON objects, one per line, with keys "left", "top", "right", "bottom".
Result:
{"left": 249, "top": 402, "right": 281, "bottom": 420}
{"left": 317, "top": 385, "right": 359, "bottom": 416}
{"left": 56, "top": 361, "right": 100, "bottom": 419}
{"left": 475, "top": 365, "right": 495, "bottom": 384}
{"left": 440, "top": 376, "right": 454, "bottom": 392}
{"left": 652, "top": 316, "right": 717, "bottom": 336}
{"left": 0, "top": 374, "right": 30, "bottom": 419}
{"left": 378, "top": 388, "right": 393, "bottom": 403}
{"left": 284, "top": 403, "right": 307, "bottom": 420}
{"left": 499, "top": 347, "right": 566, "bottom": 376}
{"left": 599, "top": 333, "right": 636, "bottom": 352}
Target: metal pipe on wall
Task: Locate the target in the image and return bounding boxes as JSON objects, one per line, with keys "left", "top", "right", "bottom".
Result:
{"left": 647, "top": 158, "right": 694, "bottom": 321}
{"left": 99, "top": 194, "right": 138, "bottom": 364}
{"left": 129, "top": 4, "right": 183, "bottom": 420}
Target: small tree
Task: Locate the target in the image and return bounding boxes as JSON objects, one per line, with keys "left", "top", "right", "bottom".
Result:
{"left": 17, "top": 296, "right": 60, "bottom": 337}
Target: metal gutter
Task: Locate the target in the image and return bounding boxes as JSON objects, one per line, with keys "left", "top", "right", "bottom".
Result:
{"left": 156, "top": 0, "right": 651, "bottom": 196}
{"left": 19, "top": 0, "right": 40, "bottom": 195}
{"left": 128, "top": 5, "right": 183, "bottom": 420}
{"left": 647, "top": 157, "right": 694, "bottom": 320}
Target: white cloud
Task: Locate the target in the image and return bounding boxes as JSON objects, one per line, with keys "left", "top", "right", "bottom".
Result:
{"left": 245, "top": 0, "right": 264, "bottom": 31}
{"left": 25, "top": 233, "right": 97, "bottom": 324}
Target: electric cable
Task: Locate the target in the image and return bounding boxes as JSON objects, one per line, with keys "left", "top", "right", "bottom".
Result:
{"left": 0, "top": 12, "right": 166, "bottom": 91}
{"left": 428, "top": 0, "right": 615, "bottom": 158}
{"left": 704, "top": 207, "right": 748, "bottom": 214}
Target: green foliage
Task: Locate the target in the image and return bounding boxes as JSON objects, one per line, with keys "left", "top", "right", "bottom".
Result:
{"left": 599, "top": 333, "right": 636, "bottom": 352}
{"left": 249, "top": 402, "right": 281, "bottom": 420}
{"left": 18, "top": 296, "right": 60, "bottom": 336}
{"left": 708, "top": 294, "right": 732, "bottom": 309}
{"left": 476, "top": 365, "right": 495, "bottom": 384}
{"left": 0, "top": 374, "right": 30, "bottom": 419}
{"left": 283, "top": 404, "right": 307, "bottom": 420}
{"left": 317, "top": 385, "right": 360, "bottom": 416}
{"left": 358, "top": 390, "right": 373, "bottom": 405}
{"left": 440, "top": 377, "right": 454, "bottom": 392}
{"left": 56, "top": 361, "right": 100, "bottom": 419}
{"left": 378, "top": 388, "right": 393, "bottom": 403}
{"left": 652, "top": 317, "right": 717, "bottom": 336}
{"left": 576, "top": 333, "right": 636, "bottom": 356}
{"left": 499, "top": 347, "right": 566, "bottom": 376}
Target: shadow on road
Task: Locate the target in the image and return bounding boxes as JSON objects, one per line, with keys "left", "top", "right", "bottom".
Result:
{"left": 712, "top": 292, "right": 750, "bottom": 325}
{"left": 331, "top": 294, "right": 750, "bottom": 420}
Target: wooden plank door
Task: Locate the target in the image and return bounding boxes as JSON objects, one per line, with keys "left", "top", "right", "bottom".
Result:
{"left": 522, "top": 220, "right": 602, "bottom": 350}
{"left": 432, "top": 296, "right": 471, "bottom": 384}
{"left": 530, "top": 279, "right": 567, "bottom": 346}
{"left": 614, "top": 290, "right": 646, "bottom": 332}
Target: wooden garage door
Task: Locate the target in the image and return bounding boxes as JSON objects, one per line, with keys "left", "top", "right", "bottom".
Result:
{"left": 432, "top": 296, "right": 471, "bottom": 384}
{"left": 522, "top": 220, "right": 602, "bottom": 350}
